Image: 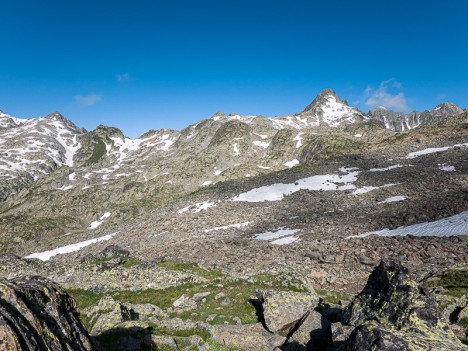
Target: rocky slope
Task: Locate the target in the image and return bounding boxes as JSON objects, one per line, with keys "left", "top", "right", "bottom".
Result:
{"left": 1, "top": 256, "right": 465, "bottom": 350}
{"left": 0, "top": 90, "right": 467, "bottom": 349}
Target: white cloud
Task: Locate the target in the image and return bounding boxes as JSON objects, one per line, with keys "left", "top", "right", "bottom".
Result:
{"left": 74, "top": 95, "right": 102, "bottom": 107}
{"left": 116, "top": 73, "right": 131, "bottom": 82}
{"left": 365, "top": 79, "right": 409, "bottom": 112}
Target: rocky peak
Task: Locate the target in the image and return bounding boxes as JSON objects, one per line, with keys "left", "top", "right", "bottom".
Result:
{"left": 93, "top": 124, "right": 125, "bottom": 140}
{"left": 431, "top": 102, "right": 463, "bottom": 116}
{"left": 298, "top": 89, "right": 365, "bottom": 127}
{"left": 42, "top": 111, "right": 87, "bottom": 134}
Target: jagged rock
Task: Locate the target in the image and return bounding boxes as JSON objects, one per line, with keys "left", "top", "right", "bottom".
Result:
{"left": 0, "top": 276, "right": 94, "bottom": 351}
{"left": 342, "top": 260, "right": 467, "bottom": 351}
{"left": 256, "top": 289, "right": 319, "bottom": 333}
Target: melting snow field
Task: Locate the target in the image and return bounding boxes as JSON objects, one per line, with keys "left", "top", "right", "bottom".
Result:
{"left": 204, "top": 222, "right": 250, "bottom": 233}
{"left": 253, "top": 228, "right": 300, "bottom": 241}
{"left": 231, "top": 168, "right": 395, "bottom": 202}
{"left": 178, "top": 201, "right": 217, "bottom": 214}
{"left": 406, "top": 143, "right": 468, "bottom": 159}
{"left": 89, "top": 212, "right": 111, "bottom": 229}
{"left": 25, "top": 232, "right": 119, "bottom": 261}
{"left": 348, "top": 211, "right": 468, "bottom": 239}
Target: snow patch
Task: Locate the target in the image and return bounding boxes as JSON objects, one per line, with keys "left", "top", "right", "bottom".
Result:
{"left": 253, "top": 228, "right": 300, "bottom": 241}
{"left": 25, "top": 232, "right": 119, "bottom": 261}
{"left": 284, "top": 159, "right": 299, "bottom": 168}
{"left": 439, "top": 164, "right": 456, "bottom": 172}
{"left": 347, "top": 211, "right": 468, "bottom": 238}
{"left": 379, "top": 196, "right": 407, "bottom": 204}
{"left": 406, "top": 143, "right": 468, "bottom": 159}
{"left": 252, "top": 141, "right": 270, "bottom": 148}
{"left": 271, "top": 236, "right": 300, "bottom": 245}
{"left": 369, "top": 165, "right": 403, "bottom": 172}
{"left": 201, "top": 181, "right": 213, "bottom": 186}
{"left": 204, "top": 222, "right": 250, "bottom": 233}
{"left": 89, "top": 212, "right": 111, "bottom": 229}
{"left": 178, "top": 201, "right": 217, "bottom": 214}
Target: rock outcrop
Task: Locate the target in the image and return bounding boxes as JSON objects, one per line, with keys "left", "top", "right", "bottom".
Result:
{"left": 0, "top": 276, "right": 94, "bottom": 351}
{"left": 341, "top": 260, "right": 467, "bottom": 351}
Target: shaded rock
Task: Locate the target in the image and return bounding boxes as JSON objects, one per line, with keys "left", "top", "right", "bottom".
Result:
{"left": 0, "top": 276, "right": 94, "bottom": 351}
{"left": 256, "top": 289, "right": 320, "bottom": 333}
{"left": 283, "top": 310, "right": 332, "bottom": 351}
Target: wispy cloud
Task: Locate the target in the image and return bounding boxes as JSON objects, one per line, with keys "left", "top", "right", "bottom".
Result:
{"left": 74, "top": 94, "right": 102, "bottom": 107}
{"left": 116, "top": 73, "right": 131, "bottom": 82}
{"left": 365, "top": 78, "right": 409, "bottom": 112}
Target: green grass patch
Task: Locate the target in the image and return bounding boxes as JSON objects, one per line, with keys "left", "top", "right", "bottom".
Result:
{"left": 68, "top": 269, "right": 312, "bottom": 328}
{"left": 459, "top": 317, "right": 468, "bottom": 327}
{"left": 316, "top": 289, "right": 350, "bottom": 304}
{"left": 157, "top": 259, "right": 224, "bottom": 280}
{"left": 424, "top": 269, "right": 468, "bottom": 298}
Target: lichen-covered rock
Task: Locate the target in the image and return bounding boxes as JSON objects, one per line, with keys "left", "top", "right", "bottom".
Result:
{"left": 83, "top": 295, "right": 166, "bottom": 335}
{"left": 343, "top": 260, "right": 467, "bottom": 351}
{"left": 0, "top": 276, "right": 94, "bottom": 351}
{"left": 208, "top": 323, "right": 285, "bottom": 351}
{"left": 81, "top": 244, "right": 130, "bottom": 263}
{"left": 256, "top": 289, "right": 319, "bottom": 333}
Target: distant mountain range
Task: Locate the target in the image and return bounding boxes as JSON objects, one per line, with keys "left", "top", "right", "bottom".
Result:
{"left": 0, "top": 89, "right": 464, "bottom": 189}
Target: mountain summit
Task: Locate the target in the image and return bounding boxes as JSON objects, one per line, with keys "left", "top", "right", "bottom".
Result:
{"left": 298, "top": 89, "right": 365, "bottom": 127}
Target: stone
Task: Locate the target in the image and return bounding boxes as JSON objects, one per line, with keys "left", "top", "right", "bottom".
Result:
{"left": 208, "top": 323, "right": 285, "bottom": 351}
{"left": 0, "top": 276, "right": 94, "bottom": 351}
{"left": 343, "top": 260, "right": 467, "bottom": 351}
{"left": 256, "top": 289, "right": 319, "bottom": 333}
{"left": 283, "top": 310, "right": 332, "bottom": 350}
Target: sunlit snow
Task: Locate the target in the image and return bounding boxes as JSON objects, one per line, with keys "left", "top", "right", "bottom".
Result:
{"left": 25, "top": 232, "right": 119, "bottom": 261}
{"left": 204, "top": 222, "right": 250, "bottom": 233}
{"left": 379, "top": 196, "right": 407, "bottom": 204}
{"left": 347, "top": 211, "right": 468, "bottom": 238}
{"left": 284, "top": 159, "right": 299, "bottom": 168}
{"left": 406, "top": 143, "right": 468, "bottom": 159}
{"left": 89, "top": 212, "right": 111, "bottom": 229}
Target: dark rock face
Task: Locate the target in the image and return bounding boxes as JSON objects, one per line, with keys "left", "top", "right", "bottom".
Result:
{"left": 0, "top": 276, "right": 94, "bottom": 351}
{"left": 342, "top": 260, "right": 467, "bottom": 351}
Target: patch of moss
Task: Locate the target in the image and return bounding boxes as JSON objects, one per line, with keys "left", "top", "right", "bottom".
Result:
{"left": 157, "top": 259, "right": 224, "bottom": 280}
{"left": 424, "top": 269, "right": 468, "bottom": 297}
{"left": 316, "top": 289, "right": 350, "bottom": 304}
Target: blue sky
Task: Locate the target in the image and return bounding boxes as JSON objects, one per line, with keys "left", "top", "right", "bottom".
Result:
{"left": 1, "top": 0, "right": 467, "bottom": 137}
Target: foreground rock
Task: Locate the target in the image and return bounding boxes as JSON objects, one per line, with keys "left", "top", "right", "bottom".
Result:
{"left": 256, "top": 289, "right": 320, "bottom": 333}
{"left": 0, "top": 276, "right": 94, "bottom": 351}
{"left": 342, "top": 260, "right": 467, "bottom": 351}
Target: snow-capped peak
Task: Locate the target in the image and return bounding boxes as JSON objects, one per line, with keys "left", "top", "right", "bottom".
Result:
{"left": 298, "top": 89, "right": 365, "bottom": 127}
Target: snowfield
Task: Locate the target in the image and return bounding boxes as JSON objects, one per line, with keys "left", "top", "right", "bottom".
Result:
{"left": 25, "top": 232, "right": 119, "bottom": 261}
{"left": 347, "top": 211, "right": 468, "bottom": 238}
